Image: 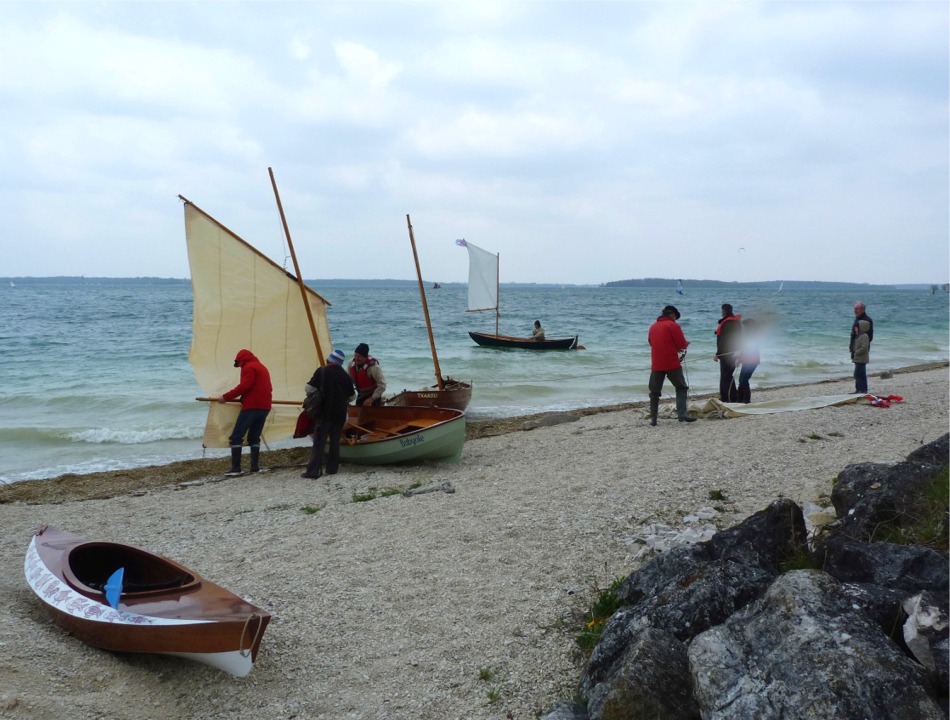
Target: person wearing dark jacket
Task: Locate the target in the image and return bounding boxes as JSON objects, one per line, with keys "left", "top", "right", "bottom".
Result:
{"left": 849, "top": 301, "right": 874, "bottom": 393}
{"left": 714, "top": 303, "right": 742, "bottom": 402}
{"left": 302, "top": 348, "right": 356, "bottom": 479}
{"left": 219, "top": 348, "right": 273, "bottom": 476}
{"left": 647, "top": 305, "right": 696, "bottom": 425}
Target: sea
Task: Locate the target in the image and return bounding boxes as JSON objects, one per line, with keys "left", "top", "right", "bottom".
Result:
{"left": 1, "top": 280, "right": 947, "bottom": 485}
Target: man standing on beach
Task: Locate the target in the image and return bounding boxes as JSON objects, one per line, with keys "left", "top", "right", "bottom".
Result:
{"left": 648, "top": 305, "right": 696, "bottom": 425}
{"left": 219, "top": 349, "right": 273, "bottom": 476}
{"left": 302, "top": 348, "right": 355, "bottom": 479}
{"left": 850, "top": 301, "right": 874, "bottom": 393}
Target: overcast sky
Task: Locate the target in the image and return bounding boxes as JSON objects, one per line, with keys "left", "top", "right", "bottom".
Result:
{"left": 1, "top": 1, "right": 947, "bottom": 285}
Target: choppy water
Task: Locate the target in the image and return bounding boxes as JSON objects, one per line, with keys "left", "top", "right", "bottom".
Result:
{"left": 1, "top": 280, "right": 947, "bottom": 483}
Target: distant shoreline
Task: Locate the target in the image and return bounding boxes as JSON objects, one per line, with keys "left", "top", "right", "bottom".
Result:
{"left": 3, "top": 276, "right": 945, "bottom": 290}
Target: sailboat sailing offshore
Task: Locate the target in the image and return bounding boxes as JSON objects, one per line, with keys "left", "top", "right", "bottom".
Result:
{"left": 457, "top": 239, "right": 580, "bottom": 350}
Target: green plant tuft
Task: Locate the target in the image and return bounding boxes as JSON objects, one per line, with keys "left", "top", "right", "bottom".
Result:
{"left": 301, "top": 505, "right": 322, "bottom": 514}
{"left": 576, "top": 576, "right": 625, "bottom": 653}
{"left": 352, "top": 490, "right": 378, "bottom": 503}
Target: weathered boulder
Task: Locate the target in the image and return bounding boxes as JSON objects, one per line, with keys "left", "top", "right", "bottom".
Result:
{"left": 581, "top": 501, "right": 804, "bottom": 714}
{"left": 818, "top": 535, "right": 949, "bottom": 594}
{"left": 830, "top": 432, "right": 948, "bottom": 542}
{"left": 585, "top": 627, "right": 699, "bottom": 720}
{"left": 688, "top": 570, "right": 946, "bottom": 720}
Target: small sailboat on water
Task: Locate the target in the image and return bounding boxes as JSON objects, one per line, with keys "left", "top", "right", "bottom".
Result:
{"left": 457, "top": 239, "right": 580, "bottom": 350}
{"left": 676, "top": 279, "right": 684, "bottom": 295}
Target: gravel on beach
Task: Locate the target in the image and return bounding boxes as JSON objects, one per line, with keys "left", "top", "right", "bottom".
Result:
{"left": 1, "top": 364, "right": 946, "bottom": 720}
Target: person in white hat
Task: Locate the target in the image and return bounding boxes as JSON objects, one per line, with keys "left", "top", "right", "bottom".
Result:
{"left": 301, "top": 348, "right": 355, "bottom": 479}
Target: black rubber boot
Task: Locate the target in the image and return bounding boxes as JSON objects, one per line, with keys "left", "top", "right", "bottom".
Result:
{"left": 676, "top": 390, "right": 697, "bottom": 423}
{"left": 225, "top": 446, "right": 242, "bottom": 476}
{"left": 649, "top": 397, "right": 659, "bottom": 426}
{"left": 249, "top": 445, "right": 261, "bottom": 473}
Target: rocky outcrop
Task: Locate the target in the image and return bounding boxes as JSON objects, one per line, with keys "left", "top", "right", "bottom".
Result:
{"left": 545, "top": 434, "right": 949, "bottom": 720}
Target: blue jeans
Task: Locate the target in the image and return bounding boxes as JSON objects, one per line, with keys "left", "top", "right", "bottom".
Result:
{"left": 229, "top": 408, "right": 270, "bottom": 447}
{"left": 854, "top": 363, "right": 868, "bottom": 394}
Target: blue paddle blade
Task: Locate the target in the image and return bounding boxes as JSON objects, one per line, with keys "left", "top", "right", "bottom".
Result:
{"left": 104, "top": 567, "right": 124, "bottom": 610}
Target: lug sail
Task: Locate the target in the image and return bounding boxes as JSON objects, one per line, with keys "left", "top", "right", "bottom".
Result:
{"left": 182, "top": 198, "right": 332, "bottom": 448}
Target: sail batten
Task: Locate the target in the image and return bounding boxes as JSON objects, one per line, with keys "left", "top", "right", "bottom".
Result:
{"left": 182, "top": 199, "right": 332, "bottom": 448}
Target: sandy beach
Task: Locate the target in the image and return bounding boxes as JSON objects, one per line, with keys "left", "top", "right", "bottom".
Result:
{"left": 1, "top": 365, "right": 947, "bottom": 720}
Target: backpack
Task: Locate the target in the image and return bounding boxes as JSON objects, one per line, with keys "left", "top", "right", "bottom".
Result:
{"left": 302, "top": 387, "right": 324, "bottom": 420}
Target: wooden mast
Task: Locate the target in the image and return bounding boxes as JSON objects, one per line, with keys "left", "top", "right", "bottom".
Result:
{"left": 406, "top": 214, "right": 444, "bottom": 390}
{"left": 495, "top": 250, "right": 500, "bottom": 336}
{"left": 268, "top": 167, "right": 324, "bottom": 366}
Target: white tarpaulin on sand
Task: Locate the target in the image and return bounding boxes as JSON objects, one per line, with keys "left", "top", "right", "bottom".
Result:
{"left": 654, "top": 393, "right": 877, "bottom": 420}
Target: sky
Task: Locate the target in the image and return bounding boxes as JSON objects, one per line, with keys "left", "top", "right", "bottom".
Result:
{"left": 1, "top": 1, "right": 947, "bottom": 285}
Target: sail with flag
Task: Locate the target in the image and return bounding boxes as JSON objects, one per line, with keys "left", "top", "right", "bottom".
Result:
{"left": 182, "top": 198, "right": 333, "bottom": 448}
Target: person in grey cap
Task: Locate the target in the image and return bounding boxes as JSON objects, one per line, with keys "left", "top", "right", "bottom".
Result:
{"left": 647, "top": 305, "right": 696, "bottom": 425}
{"left": 301, "top": 348, "right": 355, "bottom": 479}
{"left": 349, "top": 343, "right": 387, "bottom": 406}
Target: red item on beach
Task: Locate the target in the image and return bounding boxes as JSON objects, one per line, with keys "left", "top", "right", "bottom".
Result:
{"left": 866, "top": 394, "right": 903, "bottom": 408}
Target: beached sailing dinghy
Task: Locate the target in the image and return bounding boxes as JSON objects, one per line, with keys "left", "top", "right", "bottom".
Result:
{"left": 25, "top": 526, "right": 271, "bottom": 676}
{"left": 182, "top": 170, "right": 465, "bottom": 464}
{"left": 457, "top": 239, "right": 581, "bottom": 350}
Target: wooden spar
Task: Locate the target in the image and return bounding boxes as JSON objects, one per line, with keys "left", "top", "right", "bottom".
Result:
{"left": 495, "top": 250, "right": 500, "bottom": 337}
{"left": 406, "top": 214, "right": 444, "bottom": 390}
{"left": 197, "top": 397, "right": 301, "bottom": 405}
{"left": 268, "top": 167, "right": 325, "bottom": 367}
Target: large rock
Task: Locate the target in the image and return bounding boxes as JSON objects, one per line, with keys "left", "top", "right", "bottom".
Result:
{"left": 688, "top": 570, "right": 945, "bottom": 720}
{"left": 585, "top": 627, "right": 699, "bottom": 720}
{"left": 818, "top": 535, "right": 949, "bottom": 594}
{"left": 831, "top": 434, "right": 948, "bottom": 542}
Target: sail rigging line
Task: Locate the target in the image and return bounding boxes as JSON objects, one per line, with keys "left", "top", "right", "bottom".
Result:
{"left": 406, "top": 214, "right": 444, "bottom": 390}
{"left": 268, "top": 167, "right": 324, "bottom": 367}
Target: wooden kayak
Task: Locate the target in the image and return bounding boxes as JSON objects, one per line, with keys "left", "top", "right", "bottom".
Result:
{"left": 24, "top": 526, "right": 270, "bottom": 677}
{"left": 340, "top": 405, "right": 465, "bottom": 465}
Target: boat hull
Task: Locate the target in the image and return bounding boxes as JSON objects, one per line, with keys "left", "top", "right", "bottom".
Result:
{"left": 387, "top": 379, "right": 472, "bottom": 412}
{"left": 25, "top": 526, "right": 270, "bottom": 677}
{"left": 340, "top": 405, "right": 465, "bottom": 465}
{"left": 469, "top": 331, "right": 579, "bottom": 350}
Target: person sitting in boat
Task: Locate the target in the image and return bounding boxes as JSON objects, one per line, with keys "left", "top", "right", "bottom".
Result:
{"left": 349, "top": 343, "right": 387, "bottom": 406}
{"left": 531, "top": 320, "right": 545, "bottom": 341}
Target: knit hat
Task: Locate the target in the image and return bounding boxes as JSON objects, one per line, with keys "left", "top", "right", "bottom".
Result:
{"left": 354, "top": 343, "right": 370, "bottom": 357}
{"left": 662, "top": 305, "right": 681, "bottom": 320}
{"left": 327, "top": 348, "right": 346, "bottom": 365}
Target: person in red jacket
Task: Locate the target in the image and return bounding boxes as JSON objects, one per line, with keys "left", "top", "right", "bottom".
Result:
{"left": 647, "top": 305, "right": 696, "bottom": 426}
{"left": 218, "top": 348, "right": 273, "bottom": 475}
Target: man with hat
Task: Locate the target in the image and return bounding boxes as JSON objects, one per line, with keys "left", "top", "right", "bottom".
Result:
{"left": 301, "top": 348, "right": 356, "bottom": 479}
{"left": 349, "top": 343, "right": 387, "bottom": 406}
{"left": 219, "top": 348, "right": 273, "bottom": 475}
{"left": 647, "top": 305, "right": 696, "bottom": 425}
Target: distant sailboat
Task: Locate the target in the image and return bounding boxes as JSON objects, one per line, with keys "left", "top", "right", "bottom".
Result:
{"left": 778, "top": 281, "right": 784, "bottom": 293}
{"left": 675, "top": 279, "right": 684, "bottom": 296}
{"left": 9, "top": 280, "right": 14, "bottom": 288}
{"left": 432, "top": 282, "right": 441, "bottom": 289}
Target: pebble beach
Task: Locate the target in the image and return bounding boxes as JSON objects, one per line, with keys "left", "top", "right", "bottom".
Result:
{"left": 0, "top": 365, "right": 947, "bottom": 720}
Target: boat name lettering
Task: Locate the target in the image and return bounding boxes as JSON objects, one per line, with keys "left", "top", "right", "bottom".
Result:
{"left": 399, "top": 435, "right": 425, "bottom": 448}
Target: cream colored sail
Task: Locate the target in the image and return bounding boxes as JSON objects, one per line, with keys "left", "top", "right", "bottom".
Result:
{"left": 183, "top": 199, "right": 332, "bottom": 448}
